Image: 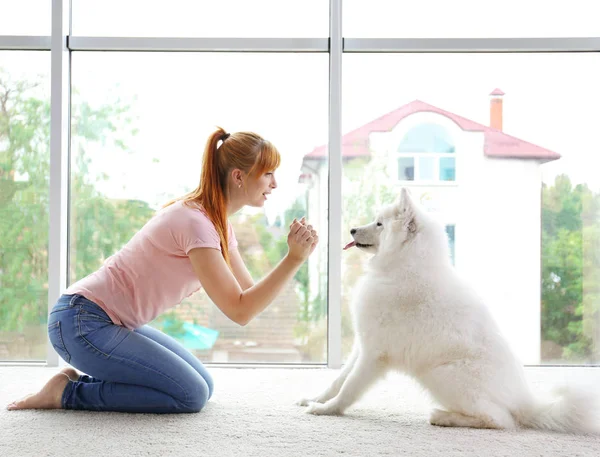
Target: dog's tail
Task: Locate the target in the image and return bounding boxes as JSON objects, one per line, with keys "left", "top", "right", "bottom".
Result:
{"left": 515, "top": 385, "right": 599, "bottom": 434}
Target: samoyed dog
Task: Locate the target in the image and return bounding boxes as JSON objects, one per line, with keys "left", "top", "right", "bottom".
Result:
{"left": 297, "top": 188, "right": 597, "bottom": 433}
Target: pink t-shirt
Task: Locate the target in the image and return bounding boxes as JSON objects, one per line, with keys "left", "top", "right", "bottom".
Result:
{"left": 65, "top": 201, "right": 238, "bottom": 329}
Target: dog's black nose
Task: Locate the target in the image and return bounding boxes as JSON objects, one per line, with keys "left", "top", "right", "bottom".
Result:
{"left": 350, "top": 229, "right": 356, "bottom": 235}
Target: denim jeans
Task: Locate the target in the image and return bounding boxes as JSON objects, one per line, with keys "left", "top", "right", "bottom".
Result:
{"left": 48, "top": 294, "right": 213, "bottom": 413}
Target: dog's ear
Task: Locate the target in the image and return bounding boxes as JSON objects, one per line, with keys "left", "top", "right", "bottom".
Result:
{"left": 393, "top": 188, "right": 418, "bottom": 233}
{"left": 395, "top": 188, "right": 415, "bottom": 219}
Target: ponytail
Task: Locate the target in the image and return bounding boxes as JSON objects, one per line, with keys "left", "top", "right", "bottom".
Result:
{"left": 197, "top": 127, "right": 231, "bottom": 265}
{"left": 164, "top": 126, "right": 280, "bottom": 267}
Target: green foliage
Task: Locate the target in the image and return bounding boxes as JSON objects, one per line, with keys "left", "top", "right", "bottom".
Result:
{"left": 151, "top": 310, "right": 187, "bottom": 339}
{"left": 342, "top": 157, "right": 398, "bottom": 227}
{"left": 541, "top": 175, "right": 600, "bottom": 361}
{"left": 0, "top": 69, "right": 150, "bottom": 332}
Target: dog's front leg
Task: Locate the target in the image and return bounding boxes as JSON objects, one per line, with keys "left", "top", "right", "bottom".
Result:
{"left": 306, "top": 354, "right": 386, "bottom": 416}
{"left": 296, "top": 345, "right": 359, "bottom": 406}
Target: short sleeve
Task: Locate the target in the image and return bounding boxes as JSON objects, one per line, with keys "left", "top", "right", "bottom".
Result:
{"left": 166, "top": 203, "right": 238, "bottom": 255}
{"left": 228, "top": 222, "right": 238, "bottom": 250}
{"left": 158, "top": 204, "right": 220, "bottom": 255}
{"left": 180, "top": 212, "right": 222, "bottom": 255}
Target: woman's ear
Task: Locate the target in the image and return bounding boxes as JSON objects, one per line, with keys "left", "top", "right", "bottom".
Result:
{"left": 230, "top": 169, "right": 244, "bottom": 187}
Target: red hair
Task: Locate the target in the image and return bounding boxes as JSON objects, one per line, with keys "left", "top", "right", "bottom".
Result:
{"left": 165, "top": 127, "right": 280, "bottom": 266}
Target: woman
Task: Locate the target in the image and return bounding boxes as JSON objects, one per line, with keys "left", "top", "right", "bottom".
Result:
{"left": 7, "top": 127, "right": 318, "bottom": 413}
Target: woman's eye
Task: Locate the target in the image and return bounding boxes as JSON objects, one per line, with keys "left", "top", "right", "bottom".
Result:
{"left": 377, "top": 222, "right": 382, "bottom": 227}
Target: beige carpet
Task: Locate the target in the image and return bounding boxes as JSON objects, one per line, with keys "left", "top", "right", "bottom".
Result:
{"left": 1, "top": 366, "right": 599, "bottom": 457}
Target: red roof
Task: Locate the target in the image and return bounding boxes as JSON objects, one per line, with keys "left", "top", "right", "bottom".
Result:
{"left": 305, "top": 100, "right": 560, "bottom": 162}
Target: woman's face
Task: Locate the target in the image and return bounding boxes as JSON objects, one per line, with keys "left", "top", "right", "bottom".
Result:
{"left": 244, "top": 170, "right": 278, "bottom": 207}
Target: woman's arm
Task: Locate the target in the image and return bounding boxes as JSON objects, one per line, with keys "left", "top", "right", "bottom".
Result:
{"left": 229, "top": 248, "right": 254, "bottom": 290}
{"left": 188, "top": 219, "right": 317, "bottom": 326}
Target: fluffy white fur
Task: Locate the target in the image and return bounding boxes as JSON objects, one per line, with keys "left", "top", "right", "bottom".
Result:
{"left": 297, "top": 188, "right": 598, "bottom": 433}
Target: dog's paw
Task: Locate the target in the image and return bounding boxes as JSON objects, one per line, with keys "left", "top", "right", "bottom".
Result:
{"left": 429, "top": 409, "right": 455, "bottom": 427}
{"left": 429, "top": 409, "right": 462, "bottom": 427}
{"left": 305, "top": 401, "right": 340, "bottom": 416}
{"left": 295, "top": 397, "right": 314, "bottom": 407}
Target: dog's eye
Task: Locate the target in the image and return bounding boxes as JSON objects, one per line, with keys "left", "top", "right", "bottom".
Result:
{"left": 377, "top": 222, "right": 382, "bottom": 227}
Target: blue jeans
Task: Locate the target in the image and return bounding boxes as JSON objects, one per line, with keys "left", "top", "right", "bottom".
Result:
{"left": 48, "top": 294, "right": 213, "bottom": 413}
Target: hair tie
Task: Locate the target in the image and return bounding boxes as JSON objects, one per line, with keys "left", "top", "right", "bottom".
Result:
{"left": 220, "top": 133, "right": 230, "bottom": 142}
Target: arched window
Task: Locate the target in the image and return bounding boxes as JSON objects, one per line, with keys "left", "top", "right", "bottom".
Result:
{"left": 396, "top": 123, "right": 456, "bottom": 182}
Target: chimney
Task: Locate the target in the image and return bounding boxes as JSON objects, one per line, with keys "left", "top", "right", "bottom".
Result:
{"left": 489, "top": 88, "right": 505, "bottom": 131}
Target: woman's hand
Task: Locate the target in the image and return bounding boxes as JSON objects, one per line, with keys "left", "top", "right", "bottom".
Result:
{"left": 287, "top": 217, "right": 319, "bottom": 263}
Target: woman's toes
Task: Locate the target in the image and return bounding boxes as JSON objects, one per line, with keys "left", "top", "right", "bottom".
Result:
{"left": 7, "top": 373, "right": 70, "bottom": 410}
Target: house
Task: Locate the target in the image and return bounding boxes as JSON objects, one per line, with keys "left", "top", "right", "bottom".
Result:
{"left": 301, "top": 90, "right": 561, "bottom": 365}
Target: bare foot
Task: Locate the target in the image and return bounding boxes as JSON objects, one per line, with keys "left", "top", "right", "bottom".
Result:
{"left": 7, "top": 372, "right": 70, "bottom": 411}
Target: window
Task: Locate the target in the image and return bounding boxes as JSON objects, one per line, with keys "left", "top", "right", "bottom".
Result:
{"left": 71, "top": 0, "right": 328, "bottom": 38}
{"left": 69, "top": 52, "right": 329, "bottom": 364}
{"left": 344, "top": 0, "right": 599, "bottom": 38}
{"left": 397, "top": 157, "right": 415, "bottom": 181}
{"left": 445, "top": 225, "right": 455, "bottom": 265}
{"left": 5, "top": 1, "right": 598, "bottom": 370}
{"left": 397, "top": 123, "right": 456, "bottom": 183}
{"left": 398, "top": 123, "right": 455, "bottom": 153}
{"left": 0, "top": 0, "right": 51, "bottom": 35}
{"left": 0, "top": 51, "right": 51, "bottom": 361}
{"left": 343, "top": 52, "right": 600, "bottom": 365}
{"left": 440, "top": 157, "right": 456, "bottom": 181}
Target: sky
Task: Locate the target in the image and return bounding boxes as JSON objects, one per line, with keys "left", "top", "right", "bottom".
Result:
{"left": 1, "top": 0, "right": 599, "bottom": 221}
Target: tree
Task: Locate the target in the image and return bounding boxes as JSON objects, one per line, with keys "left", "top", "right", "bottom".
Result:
{"left": 252, "top": 197, "right": 326, "bottom": 323}
{"left": 0, "top": 69, "right": 151, "bottom": 340}
{"left": 0, "top": 74, "right": 50, "bottom": 331}
{"left": 541, "top": 175, "right": 600, "bottom": 361}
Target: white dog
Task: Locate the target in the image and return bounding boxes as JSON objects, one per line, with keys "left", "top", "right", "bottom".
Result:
{"left": 297, "top": 188, "right": 597, "bottom": 433}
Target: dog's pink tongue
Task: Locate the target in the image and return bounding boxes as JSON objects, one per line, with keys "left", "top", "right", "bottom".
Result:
{"left": 343, "top": 241, "right": 356, "bottom": 250}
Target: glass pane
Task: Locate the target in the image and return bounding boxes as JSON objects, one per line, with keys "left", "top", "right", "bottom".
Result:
{"left": 440, "top": 157, "right": 456, "bottom": 181}
{"left": 0, "top": 0, "right": 51, "bottom": 35}
{"left": 72, "top": 0, "right": 328, "bottom": 37}
{"left": 397, "top": 157, "right": 414, "bottom": 181}
{"left": 343, "top": 53, "right": 600, "bottom": 366}
{"left": 344, "top": 0, "right": 599, "bottom": 38}
{"left": 70, "top": 52, "right": 328, "bottom": 364}
{"left": 418, "top": 156, "right": 436, "bottom": 181}
{"left": 0, "top": 51, "right": 50, "bottom": 361}
{"left": 398, "top": 123, "right": 455, "bottom": 153}
{"left": 445, "top": 225, "right": 455, "bottom": 265}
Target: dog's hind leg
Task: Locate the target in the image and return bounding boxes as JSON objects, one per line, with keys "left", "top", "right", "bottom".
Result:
{"left": 296, "top": 345, "right": 360, "bottom": 406}
{"left": 430, "top": 407, "right": 514, "bottom": 429}
{"left": 420, "top": 363, "right": 517, "bottom": 430}
{"left": 305, "top": 353, "right": 387, "bottom": 415}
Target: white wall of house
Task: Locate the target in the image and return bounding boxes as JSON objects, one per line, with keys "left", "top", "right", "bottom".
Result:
{"left": 302, "top": 111, "right": 543, "bottom": 364}
{"left": 457, "top": 156, "right": 542, "bottom": 365}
